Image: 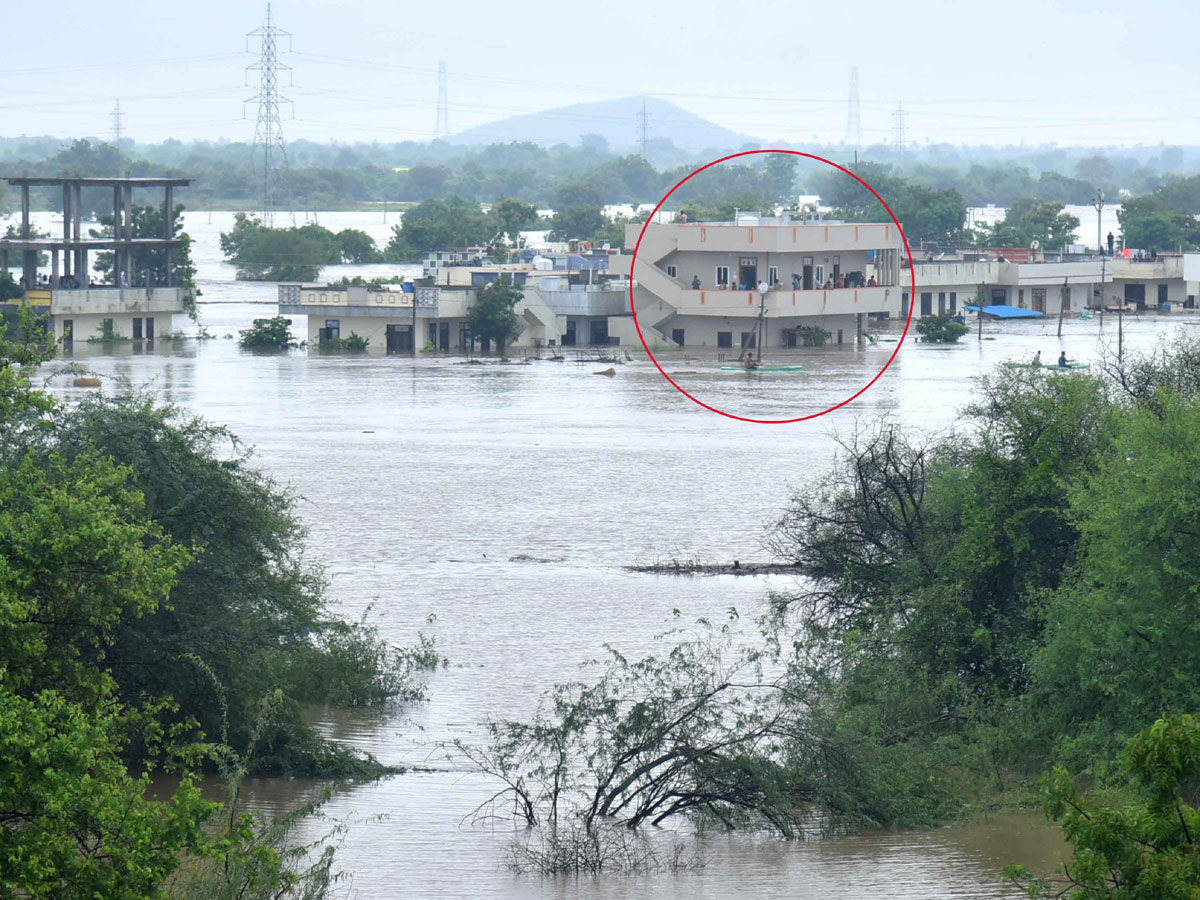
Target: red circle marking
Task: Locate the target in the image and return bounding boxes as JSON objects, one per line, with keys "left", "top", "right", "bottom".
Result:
{"left": 628, "top": 150, "right": 917, "bottom": 423}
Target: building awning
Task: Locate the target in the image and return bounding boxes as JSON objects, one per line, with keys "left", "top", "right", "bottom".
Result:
{"left": 964, "top": 304, "right": 1045, "bottom": 319}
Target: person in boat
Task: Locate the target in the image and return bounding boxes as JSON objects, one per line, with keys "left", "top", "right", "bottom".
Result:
{"left": 744, "top": 352, "right": 760, "bottom": 371}
{"left": 1031, "top": 351, "right": 1042, "bottom": 368}
{"left": 1058, "top": 352, "right": 1069, "bottom": 368}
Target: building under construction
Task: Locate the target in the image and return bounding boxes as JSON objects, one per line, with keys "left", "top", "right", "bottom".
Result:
{"left": 0, "top": 176, "right": 191, "bottom": 344}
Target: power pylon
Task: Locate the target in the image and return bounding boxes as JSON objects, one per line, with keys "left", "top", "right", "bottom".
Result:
{"left": 110, "top": 99, "right": 123, "bottom": 144}
{"left": 891, "top": 102, "right": 906, "bottom": 157}
{"left": 433, "top": 61, "right": 449, "bottom": 139}
{"left": 637, "top": 100, "right": 650, "bottom": 160}
{"left": 844, "top": 68, "right": 862, "bottom": 147}
{"left": 245, "top": 3, "right": 292, "bottom": 225}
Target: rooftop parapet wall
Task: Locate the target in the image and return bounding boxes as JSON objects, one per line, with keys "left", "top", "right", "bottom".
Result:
{"left": 625, "top": 221, "right": 905, "bottom": 258}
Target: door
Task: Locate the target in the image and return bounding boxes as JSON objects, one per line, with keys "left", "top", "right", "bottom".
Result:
{"left": 739, "top": 265, "right": 756, "bottom": 290}
{"left": 1124, "top": 284, "right": 1145, "bottom": 309}
{"left": 439, "top": 322, "right": 450, "bottom": 350}
{"left": 671, "top": 328, "right": 685, "bottom": 347}
{"left": 62, "top": 319, "right": 73, "bottom": 345}
{"left": 1032, "top": 289, "right": 1046, "bottom": 313}
{"left": 938, "top": 292, "right": 946, "bottom": 315}
{"left": 145, "top": 317, "right": 154, "bottom": 341}
{"left": 920, "top": 293, "right": 932, "bottom": 316}
{"left": 589, "top": 319, "right": 609, "bottom": 345}
{"left": 740, "top": 331, "right": 756, "bottom": 349}
{"left": 563, "top": 320, "right": 577, "bottom": 346}
{"left": 385, "top": 324, "right": 413, "bottom": 354}
{"left": 782, "top": 328, "right": 797, "bottom": 348}
{"left": 802, "top": 264, "right": 814, "bottom": 290}
{"left": 1158, "top": 284, "right": 1169, "bottom": 307}
{"left": 133, "top": 317, "right": 143, "bottom": 340}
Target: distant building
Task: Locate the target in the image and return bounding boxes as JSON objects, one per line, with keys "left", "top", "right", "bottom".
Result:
{"left": 609, "top": 213, "right": 907, "bottom": 349}
{"left": 907, "top": 255, "right": 1111, "bottom": 317}
{"left": 278, "top": 265, "right": 628, "bottom": 353}
{"left": 0, "top": 176, "right": 192, "bottom": 345}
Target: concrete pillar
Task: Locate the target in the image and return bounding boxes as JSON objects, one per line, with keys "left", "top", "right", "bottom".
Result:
{"left": 51, "top": 247, "right": 59, "bottom": 284}
{"left": 61, "top": 184, "right": 71, "bottom": 278}
{"left": 72, "top": 183, "right": 83, "bottom": 281}
{"left": 111, "top": 184, "right": 121, "bottom": 285}
{"left": 20, "top": 184, "right": 33, "bottom": 287}
{"left": 124, "top": 183, "right": 134, "bottom": 286}
{"left": 163, "top": 185, "right": 174, "bottom": 286}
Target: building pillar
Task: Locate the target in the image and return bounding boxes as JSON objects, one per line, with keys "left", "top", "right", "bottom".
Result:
{"left": 163, "top": 185, "right": 173, "bottom": 286}
{"left": 51, "top": 247, "right": 59, "bottom": 284}
{"left": 72, "top": 183, "right": 83, "bottom": 281}
{"left": 20, "top": 183, "right": 34, "bottom": 288}
{"left": 124, "top": 183, "right": 134, "bottom": 286}
{"left": 62, "top": 184, "right": 71, "bottom": 279}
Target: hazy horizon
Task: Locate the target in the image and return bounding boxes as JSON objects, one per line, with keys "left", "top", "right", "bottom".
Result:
{"left": 6, "top": 0, "right": 1197, "bottom": 149}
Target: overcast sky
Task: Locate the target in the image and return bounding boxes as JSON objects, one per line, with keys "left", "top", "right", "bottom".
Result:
{"left": 4, "top": 0, "right": 1197, "bottom": 148}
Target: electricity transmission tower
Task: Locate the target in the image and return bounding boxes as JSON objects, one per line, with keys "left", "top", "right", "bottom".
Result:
{"left": 844, "top": 68, "right": 862, "bottom": 147}
{"left": 433, "top": 61, "right": 449, "bottom": 139}
{"left": 891, "top": 102, "right": 906, "bottom": 157}
{"left": 110, "top": 99, "right": 123, "bottom": 143}
{"left": 245, "top": 3, "right": 292, "bottom": 225}
{"left": 637, "top": 101, "right": 650, "bottom": 160}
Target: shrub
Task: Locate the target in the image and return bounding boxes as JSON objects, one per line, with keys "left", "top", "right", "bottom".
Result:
{"left": 239, "top": 316, "right": 296, "bottom": 351}
{"left": 916, "top": 312, "right": 970, "bottom": 343}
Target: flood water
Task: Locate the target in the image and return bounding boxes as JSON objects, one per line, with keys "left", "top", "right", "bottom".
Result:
{"left": 36, "top": 209, "right": 1194, "bottom": 898}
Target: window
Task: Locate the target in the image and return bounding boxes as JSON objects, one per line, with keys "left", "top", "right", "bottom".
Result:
{"left": 920, "top": 293, "right": 932, "bottom": 316}
{"left": 768, "top": 266, "right": 778, "bottom": 286}
{"left": 326, "top": 319, "right": 341, "bottom": 340}
{"left": 666, "top": 264, "right": 677, "bottom": 278}
{"left": 949, "top": 292, "right": 957, "bottom": 313}
{"left": 671, "top": 328, "right": 685, "bottom": 347}
{"left": 132, "top": 317, "right": 143, "bottom": 340}
{"left": 715, "top": 266, "right": 730, "bottom": 287}
{"left": 815, "top": 265, "right": 825, "bottom": 285}
{"left": 717, "top": 331, "right": 733, "bottom": 348}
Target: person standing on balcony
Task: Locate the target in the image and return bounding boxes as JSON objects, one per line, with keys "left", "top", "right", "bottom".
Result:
{"left": 692, "top": 274, "right": 701, "bottom": 289}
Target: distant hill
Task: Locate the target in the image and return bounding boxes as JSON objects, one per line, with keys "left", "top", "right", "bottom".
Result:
{"left": 450, "top": 96, "right": 749, "bottom": 151}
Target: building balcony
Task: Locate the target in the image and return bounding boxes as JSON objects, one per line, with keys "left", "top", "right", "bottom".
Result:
{"left": 667, "top": 286, "right": 897, "bottom": 318}
{"left": 49, "top": 286, "right": 188, "bottom": 316}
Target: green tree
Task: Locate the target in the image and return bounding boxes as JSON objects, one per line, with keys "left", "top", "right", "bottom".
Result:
{"left": 548, "top": 182, "right": 605, "bottom": 241}
{"left": 466, "top": 275, "right": 523, "bottom": 356}
{"left": 238, "top": 316, "right": 297, "bottom": 351}
{"left": 489, "top": 196, "right": 539, "bottom": 245}
{"left": 384, "top": 196, "right": 493, "bottom": 261}
{"left": 1007, "top": 713, "right": 1200, "bottom": 898}
{"left": 762, "top": 153, "right": 798, "bottom": 203}
{"left": 336, "top": 227, "right": 379, "bottom": 263}
{"left": 91, "top": 201, "right": 198, "bottom": 316}
{"left": 1117, "top": 195, "right": 1195, "bottom": 250}
{"left": 987, "top": 199, "right": 1080, "bottom": 249}
{"left": 916, "top": 311, "right": 970, "bottom": 343}
{"left": 220, "top": 214, "right": 339, "bottom": 281}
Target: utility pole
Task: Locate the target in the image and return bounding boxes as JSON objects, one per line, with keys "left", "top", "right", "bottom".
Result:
{"left": 245, "top": 3, "right": 293, "bottom": 226}
{"left": 1058, "top": 277, "right": 1067, "bottom": 338}
{"left": 433, "top": 61, "right": 449, "bottom": 139}
{"left": 110, "top": 99, "right": 123, "bottom": 144}
{"left": 844, "top": 67, "right": 862, "bottom": 148}
{"left": 1093, "top": 188, "right": 1105, "bottom": 257}
{"left": 637, "top": 101, "right": 650, "bottom": 161}
{"left": 977, "top": 283, "right": 984, "bottom": 341}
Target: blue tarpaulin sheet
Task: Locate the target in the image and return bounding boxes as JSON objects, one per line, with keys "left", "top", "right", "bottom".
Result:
{"left": 963, "top": 304, "right": 1044, "bottom": 319}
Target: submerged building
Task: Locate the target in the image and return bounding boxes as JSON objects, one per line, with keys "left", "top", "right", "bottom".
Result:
{"left": 0, "top": 176, "right": 192, "bottom": 345}
{"left": 610, "top": 213, "right": 907, "bottom": 349}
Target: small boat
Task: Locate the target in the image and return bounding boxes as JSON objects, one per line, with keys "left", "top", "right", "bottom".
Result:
{"left": 719, "top": 364, "right": 804, "bottom": 372}
{"left": 1001, "top": 362, "right": 1090, "bottom": 371}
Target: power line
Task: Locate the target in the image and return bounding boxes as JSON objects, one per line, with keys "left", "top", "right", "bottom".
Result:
{"left": 844, "top": 67, "right": 861, "bottom": 148}
{"left": 245, "top": 2, "right": 292, "bottom": 225}
{"left": 110, "top": 99, "right": 123, "bottom": 143}
{"left": 433, "top": 60, "right": 449, "bottom": 139}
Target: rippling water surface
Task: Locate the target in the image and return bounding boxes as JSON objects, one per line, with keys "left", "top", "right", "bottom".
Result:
{"left": 36, "top": 210, "right": 1192, "bottom": 898}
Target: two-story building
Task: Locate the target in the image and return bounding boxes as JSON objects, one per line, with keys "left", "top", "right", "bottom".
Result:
{"left": 906, "top": 254, "right": 1111, "bottom": 318}
{"left": 610, "top": 213, "right": 907, "bottom": 350}
{"left": 1108, "top": 253, "right": 1198, "bottom": 310}
{"left": 277, "top": 269, "right": 629, "bottom": 353}
{"left": 0, "top": 176, "right": 192, "bottom": 345}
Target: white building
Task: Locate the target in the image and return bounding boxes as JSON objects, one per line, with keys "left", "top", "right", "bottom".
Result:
{"left": 907, "top": 257, "right": 1111, "bottom": 318}
{"left": 609, "top": 214, "right": 907, "bottom": 349}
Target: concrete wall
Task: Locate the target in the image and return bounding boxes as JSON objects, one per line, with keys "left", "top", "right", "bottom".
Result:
{"left": 659, "top": 313, "right": 857, "bottom": 349}
{"left": 56, "top": 311, "right": 173, "bottom": 342}
{"left": 660, "top": 249, "right": 874, "bottom": 290}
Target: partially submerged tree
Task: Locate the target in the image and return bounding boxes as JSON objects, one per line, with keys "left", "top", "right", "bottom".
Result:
{"left": 466, "top": 275, "right": 523, "bottom": 356}
{"left": 239, "top": 316, "right": 297, "bottom": 351}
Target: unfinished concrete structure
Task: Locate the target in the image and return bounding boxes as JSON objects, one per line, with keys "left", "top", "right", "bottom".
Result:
{"left": 0, "top": 176, "right": 192, "bottom": 343}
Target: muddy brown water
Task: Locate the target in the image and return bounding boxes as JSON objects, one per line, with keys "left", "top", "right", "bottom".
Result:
{"left": 32, "top": 209, "right": 1185, "bottom": 897}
